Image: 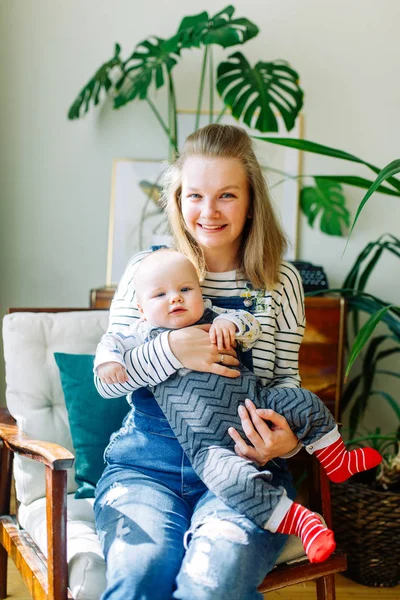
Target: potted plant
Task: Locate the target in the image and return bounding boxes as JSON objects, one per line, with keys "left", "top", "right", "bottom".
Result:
{"left": 68, "top": 4, "right": 304, "bottom": 158}
{"left": 300, "top": 164, "right": 400, "bottom": 588}
{"left": 330, "top": 242, "right": 400, "bottom": 586}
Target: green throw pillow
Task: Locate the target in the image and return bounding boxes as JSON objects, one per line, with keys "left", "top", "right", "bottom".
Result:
{"left": 54, "top": 352, "right": 130, "bottom": 499}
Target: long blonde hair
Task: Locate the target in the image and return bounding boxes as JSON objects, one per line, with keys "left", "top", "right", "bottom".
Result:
{"left": 162, "top": 123, "right": 287, "bottom": 289}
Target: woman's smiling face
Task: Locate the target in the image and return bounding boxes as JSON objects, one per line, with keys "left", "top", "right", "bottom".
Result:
{"left": 180, "top": 156, "right": 251, "bottom": 270}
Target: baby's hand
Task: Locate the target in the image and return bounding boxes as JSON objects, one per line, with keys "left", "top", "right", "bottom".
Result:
{"left": 97, "top": 362, "right": 128, "bottom": 385}
{"left": 209, "top": 319, "right": 237, "bottom": 351}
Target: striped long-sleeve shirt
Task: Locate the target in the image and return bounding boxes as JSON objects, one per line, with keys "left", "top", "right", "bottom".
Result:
{"left": 95, "top": 251, "right": 305, "bottom": 400}
{"left": 94, "top": 300, "right": 261, "bottom": 371}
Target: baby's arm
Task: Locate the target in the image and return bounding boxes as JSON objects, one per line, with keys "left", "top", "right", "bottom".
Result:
{"left": 210, "top": 309, "right": 262, "bottom": 351}
{"left": 95, "top": 322, "right": 147, "bottom": 384}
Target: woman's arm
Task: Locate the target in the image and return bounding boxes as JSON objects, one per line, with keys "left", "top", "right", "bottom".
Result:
{"left": 271, "top": 262, "right": 305, "bottom": 388}
{"left": 228, "top": 262, "right": 305, "bottom": 462}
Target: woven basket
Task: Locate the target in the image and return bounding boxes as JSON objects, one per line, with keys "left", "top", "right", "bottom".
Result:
{"left": 331, "top": 480, "right": 400, "bottom": 587}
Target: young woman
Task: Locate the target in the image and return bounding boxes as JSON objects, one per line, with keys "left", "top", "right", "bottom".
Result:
{"left": 94, "top": 124, "right": 305, "bottom": 599}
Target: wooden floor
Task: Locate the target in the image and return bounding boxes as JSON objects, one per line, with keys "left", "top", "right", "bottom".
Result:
{"left": 5, "top": 559, "right": 400, "bottom": 600}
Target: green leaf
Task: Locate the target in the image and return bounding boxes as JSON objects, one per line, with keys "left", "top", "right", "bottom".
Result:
{"left": 342, "top": 234, "right": 400, "bottom": 290}
{"left": 347, "top": 158, "right": 400, "bottom": 241}
{"left": 349, "top": 400, "right": 365, "bottom": 440}
{"left": 346, "top": 305, "right": 397, "bottom": 377}
{"left": 357, "top": 246, "right": 384, "bottom": 291}
{"left": 165, "top": 6, "right": 259, "bottom": 51}
{"left": 314, "top": 176, "right": 400, "bottom": 198}
{"left": 348, "top": 296, "right": 400, "bottom": 341}
{"left": 217, "top": 53, "right": 303, "bottom": 132}
{"left": 371, "top": 390, "right": 400, "bottom": 421}
{"left": 300, "top": 178, "right": 350, "bottom": 236}
{"left": 346, "top": 433, "right": 398, "bottom": 447}
{"left": 376, "top": 369, "right": 400, "bottom": 379}
{"left": 374, "top": 346, "right": 400, "bottom": 364}
{"left": 343, "top": 235, "right": 400, "bottom": 335}
{"left": 253, "top": 136, "right": 371, "bottom": 163}
{"left": 341, "top": 373, "right": 362, "bottom": 412}
{"left": 253, "top": 137, "right": 400, "bottom": 193}
{"left": 114, "top": 37, "right": 179, "bottom": 107}
{"left": 68, "top": 43, "right": 123, "bottom": 119}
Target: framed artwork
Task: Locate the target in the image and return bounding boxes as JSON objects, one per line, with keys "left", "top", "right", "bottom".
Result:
{"left": 106, "top": 158, "right": 171, "bottom": 285}
{"left": 106, "top": 112, "right": 303, "bottom": 285}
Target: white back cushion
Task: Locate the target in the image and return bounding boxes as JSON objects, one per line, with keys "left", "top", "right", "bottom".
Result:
{"left": 2, "top": 310, "right": 109, "bottom": 505}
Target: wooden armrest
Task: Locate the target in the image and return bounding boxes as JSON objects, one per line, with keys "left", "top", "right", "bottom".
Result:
{"left": 0, "top": 423, "right": 74, "bottom": 471}
{"left": 0, "top": 418, "right": 72, "bottom": 598}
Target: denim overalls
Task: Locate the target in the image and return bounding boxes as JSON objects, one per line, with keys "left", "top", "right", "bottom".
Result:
{"left": 94, "top": 295, "right": 295, "bottom": 600}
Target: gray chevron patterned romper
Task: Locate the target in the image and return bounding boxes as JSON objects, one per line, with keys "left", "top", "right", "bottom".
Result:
{"left": 148, "top": 307, "right": 336, "bottom": 530}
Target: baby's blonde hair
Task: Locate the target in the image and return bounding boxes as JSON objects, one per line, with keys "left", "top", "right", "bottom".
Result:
{"left": 133, "top": 248, "right": 199, "bottom": 301}
{"left": 162, "top": 123, "right": 287, "bottom": 289}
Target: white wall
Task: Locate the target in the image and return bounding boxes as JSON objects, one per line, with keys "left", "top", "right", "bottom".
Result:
{"left": 1, "top": 0, "right": 399, "bottom": 430}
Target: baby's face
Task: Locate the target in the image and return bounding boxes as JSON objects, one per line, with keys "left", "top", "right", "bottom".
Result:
{"left": 136, "top": 255, "right": 205, "bottom": 329}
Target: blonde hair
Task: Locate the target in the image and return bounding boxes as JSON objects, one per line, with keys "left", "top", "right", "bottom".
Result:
{"left": 162, "top": 124, "right": 287, "bottom": 289}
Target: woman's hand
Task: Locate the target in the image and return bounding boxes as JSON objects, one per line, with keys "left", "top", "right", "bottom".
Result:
{"left": 169, "top": 324, "right": 240, "bottom": 378}
{"left": 228, "top": 399, "right": 298, "bottom": 466}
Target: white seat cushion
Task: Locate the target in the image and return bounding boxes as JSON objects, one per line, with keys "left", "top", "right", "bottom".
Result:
{"left": 18, "top": 494, "right": 106, "bottom": 600}
{"left": 2, "top": 310, "right": 109, "bottom": 505}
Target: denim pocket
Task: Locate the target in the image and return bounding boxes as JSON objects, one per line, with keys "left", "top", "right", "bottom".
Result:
{"left": 131, "top": 407, "right": 176, "bottom": 438}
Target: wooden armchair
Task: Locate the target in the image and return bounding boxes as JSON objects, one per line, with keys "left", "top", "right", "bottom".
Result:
{"left": 0, "top": 296, "right": 347, "bottom": 600}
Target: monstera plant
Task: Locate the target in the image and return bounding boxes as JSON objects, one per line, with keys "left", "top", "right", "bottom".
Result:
{"left": 68, "top": 5, "right": 304, "bottom": 156}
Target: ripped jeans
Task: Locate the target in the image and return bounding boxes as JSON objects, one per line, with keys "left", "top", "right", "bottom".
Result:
{"left": 94, "top": 405, "right": 296, "bottom": 600}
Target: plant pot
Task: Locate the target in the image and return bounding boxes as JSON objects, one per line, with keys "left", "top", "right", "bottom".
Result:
{"left": 331, "top": 480, "right": 400, "bottom": 587}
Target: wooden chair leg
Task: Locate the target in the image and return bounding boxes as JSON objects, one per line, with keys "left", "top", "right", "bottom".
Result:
{"left": 0, "top": 440, "right": 13, "bottom": 600}
{"left": 316, "top": 574, "right": 336, "bottom": 600}
{"left": 0, "top": 544, "right": 7, "bottom": 599}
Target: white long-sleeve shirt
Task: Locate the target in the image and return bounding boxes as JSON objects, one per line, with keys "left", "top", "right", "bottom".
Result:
{"left": 94, "top": 299, "right": 261, "bottom": 372}
{"left": 94, "top": 251, "right": 305, "bottom": 401}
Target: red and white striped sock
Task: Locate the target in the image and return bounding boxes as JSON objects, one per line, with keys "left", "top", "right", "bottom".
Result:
{"left": 314, "top": 438, "right": 382, "bottom": 483}
{"left": 277, "top": 503, "right": 336, "bottom": 563}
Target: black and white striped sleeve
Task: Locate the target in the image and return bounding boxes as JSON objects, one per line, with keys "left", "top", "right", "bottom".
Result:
{"left": 272, "top": 262, "right": 306, "bottom": 388}
{"left": 95, "top": 330, "right": 183, "bottom": 398}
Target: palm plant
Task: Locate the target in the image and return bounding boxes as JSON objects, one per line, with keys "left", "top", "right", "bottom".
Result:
{"left": 299, "top": 163, "right": 400, "bottom": 490}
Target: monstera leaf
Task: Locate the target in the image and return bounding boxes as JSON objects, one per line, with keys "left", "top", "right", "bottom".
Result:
{"left": 300, "top": 177, "right": 350, "bottom": 236}
{"left": 114, "top": 37, "right": 179, "bottom": 108}
{"left": 164, "top": 5, "right": 259, "bottom": 51}
{"left": 217, "top": 53, "right": 303, "bottom": 132}
{"left": 68, "top": 44, "right": 123, "bottom": 119}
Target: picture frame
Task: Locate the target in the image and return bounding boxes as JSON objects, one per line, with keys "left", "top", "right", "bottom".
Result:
{"left": 106, "top": 158, "right": 171, "bottom": 285}
{"left": 106, "top": 112, "right": 303, "bottom": 285}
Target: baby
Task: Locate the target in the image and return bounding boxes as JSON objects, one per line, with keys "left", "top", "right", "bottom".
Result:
{"left": 96, "top": 249, "right": 382, "bottom": 563}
